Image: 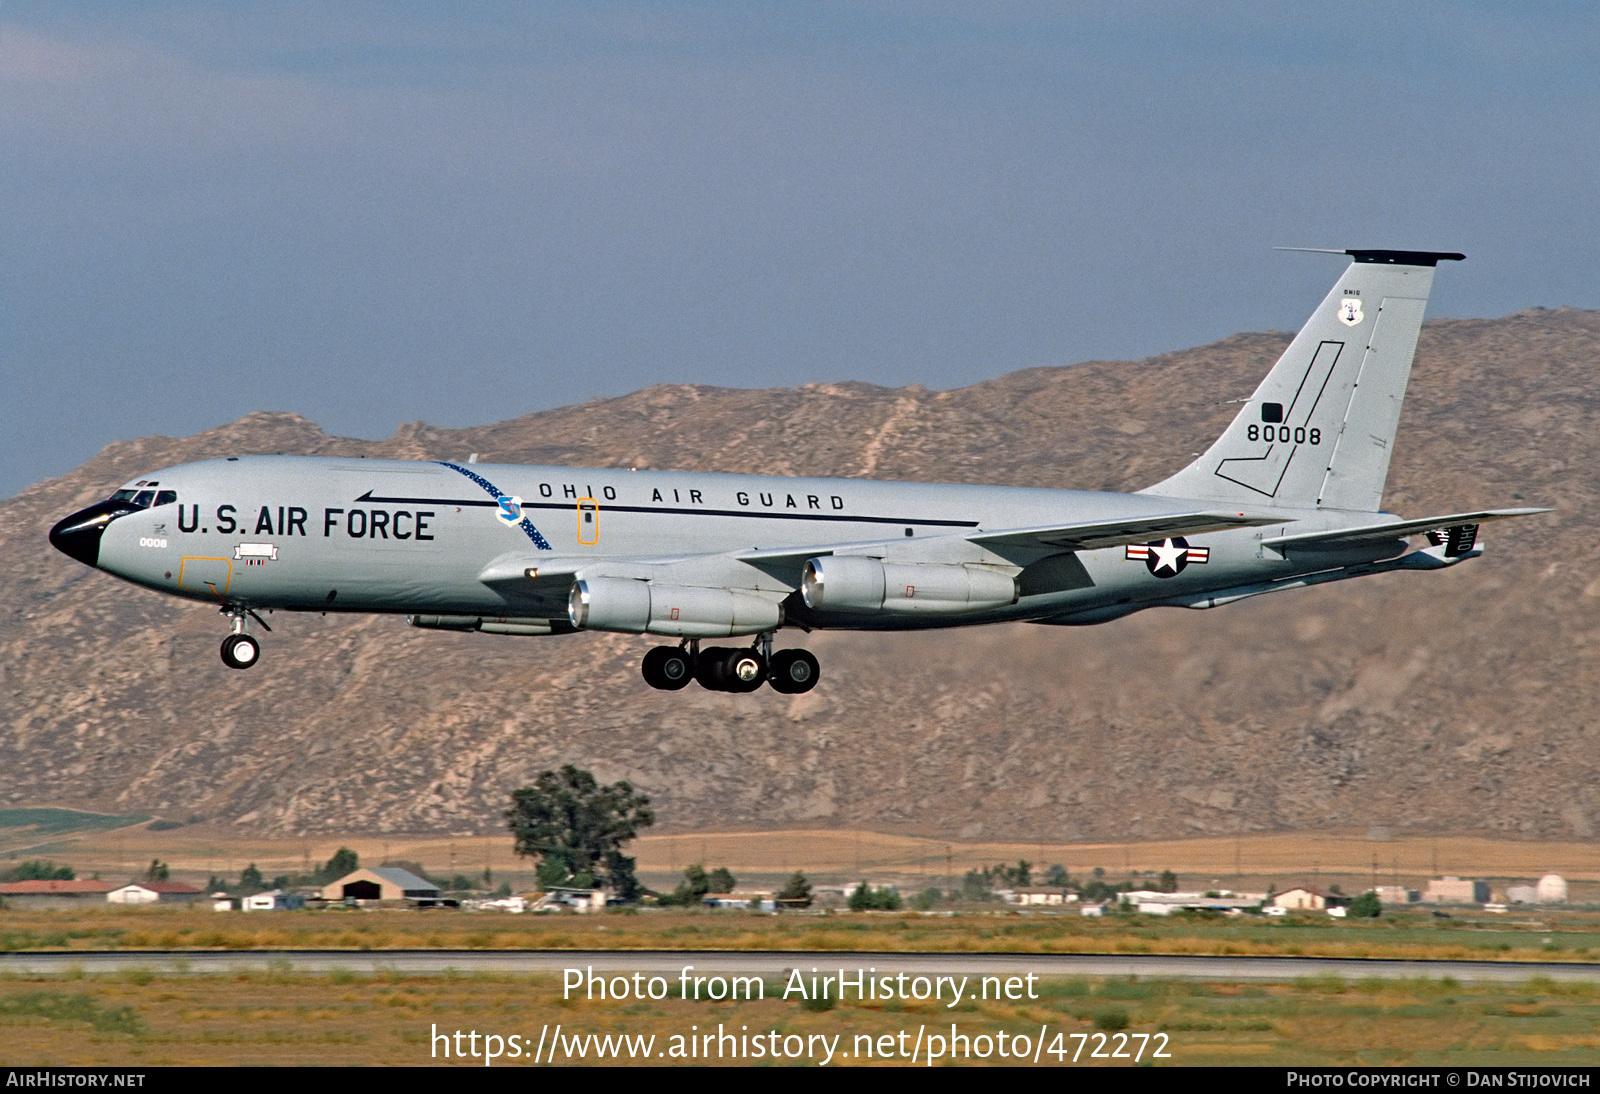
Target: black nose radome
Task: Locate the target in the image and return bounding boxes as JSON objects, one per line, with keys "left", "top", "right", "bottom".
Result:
{"left": 49, "top": 501, "right": 133, "bottom": 568}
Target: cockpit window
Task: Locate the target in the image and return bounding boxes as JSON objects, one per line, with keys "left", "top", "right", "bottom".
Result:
{"left": 106, "top": 486, "right": 178, "bottom": 508}
{"left": 107, "top": 487, "right": 178, "bottom": 509}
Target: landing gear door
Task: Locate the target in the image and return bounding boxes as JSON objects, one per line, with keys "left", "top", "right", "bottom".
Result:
{"left": 179, "top": 556, "right": 233, "bottom": 600}
{"left": 577, "top": 498, "right": 600, "bottom": 546}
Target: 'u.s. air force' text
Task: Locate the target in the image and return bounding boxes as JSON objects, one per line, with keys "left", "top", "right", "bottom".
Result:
{"left": 174, "top": 504, "right": 436, "bottom": 541}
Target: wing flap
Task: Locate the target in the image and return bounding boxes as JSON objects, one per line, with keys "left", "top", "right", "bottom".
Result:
{"left": 1259, "top": 507, "right": 1551, "bottom": 550}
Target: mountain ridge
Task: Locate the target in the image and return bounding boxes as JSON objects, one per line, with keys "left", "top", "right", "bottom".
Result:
{"left": 3, "top": 308, "right": 1596, "bottom": 841}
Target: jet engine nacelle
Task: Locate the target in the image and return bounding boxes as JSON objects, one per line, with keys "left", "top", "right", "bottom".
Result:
{"left": 568, "top": 577, "right": 783, "bottom": 638}
{"left": 800, "top": 556, "right": 1017, "bottom": 615}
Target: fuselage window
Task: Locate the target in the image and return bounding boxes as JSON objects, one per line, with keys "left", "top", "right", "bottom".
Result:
{"left": 132, "top": 490, "right": 156, "bottom": 507}
{"left": 155, "top": 490, "right": 177, "bottom": 506}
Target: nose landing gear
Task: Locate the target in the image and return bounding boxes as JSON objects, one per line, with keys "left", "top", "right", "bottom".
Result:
{"left": 220, "top": 632, "right": 260, "bottom": 670}
{"left": 637, "top": 635, "right": 819, "bottom": 694}
{"left": 218, "top": 606, "right": 270, "bottom": 670}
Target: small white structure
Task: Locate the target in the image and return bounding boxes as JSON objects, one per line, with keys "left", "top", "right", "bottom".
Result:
{"left": 1011, "top": 889, "right": 1068, "bottom": 907}
{"left": 534, "top": 887, "right": 608, "bottom": 912}
{"left": 702, "top": 893, "right": 776, "bottom": 912}
{"left": 476, "top": 896, "right": 528, "bottom": 913}
{"left": 1425, "top": 877, "right": 1489, "bottom": 904}
{"left": 1507, "top": 884, "right": 1539, "bottom": 904}
{"left": 108, "top": 881, "right": 204, "bottom": 905}
{"left": 1125, "top": 890, "right": 1267, "bottom": 915}
{"left": 242, "top": 889, "right": 305, "bottom": 911}
{"left": 1536, "top": 874, "right": 1569, "bottom": 904}
{"left": 108, "top": 884, "right": 161, "bottom": 905}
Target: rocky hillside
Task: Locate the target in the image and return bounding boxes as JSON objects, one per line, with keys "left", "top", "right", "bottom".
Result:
{"left": 3, "top": 308, "right": 1597, "bottom": 841}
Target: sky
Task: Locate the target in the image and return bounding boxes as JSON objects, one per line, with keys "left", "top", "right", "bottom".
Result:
{"left": 3, "top": 2, "right": 1597, "bottom": 497}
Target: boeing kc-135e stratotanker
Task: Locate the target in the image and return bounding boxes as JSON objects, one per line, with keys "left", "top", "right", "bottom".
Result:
{"left": 50, "top": 249, "right": 1547, "bottom": 694}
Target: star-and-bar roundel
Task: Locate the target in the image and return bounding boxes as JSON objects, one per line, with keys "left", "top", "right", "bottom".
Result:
{"left": 1125, "top": 537, "right": 1210, "bottom": 578}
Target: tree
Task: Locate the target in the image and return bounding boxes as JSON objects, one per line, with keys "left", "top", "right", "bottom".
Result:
{"left": 13, "top": 860, "right": 74, "bottom": 881}
{"left": 506, "top": 765, "right": 654, "bottom": 901}
{"left": 776, "top": 871, "right": 813, "bottom": 908}
{"left": 320, "top": 847, "right": 359, "bottom": 882}
{"left": 239, "top": 864, "right": 264, "bottom": 893}
{"left": 662, "top": 864, "right": 712, "bottom": 906}
{"left": 848, "top": 881, "right": 903, "bottom": 911}
{"left": 1081, "top": 879, "right": 1120, "bottom": 904}
{"left": 1158, "top": 870, "right": 1179, "bottom": 893}
{"left": 707, "top": 867, "right": 736, "bottom": 894}
{"left": 146, "top": 859, "right": 169, "bottom": 882}
{"left": 1349, "top": 891, "right": 1382, "bottom": 918}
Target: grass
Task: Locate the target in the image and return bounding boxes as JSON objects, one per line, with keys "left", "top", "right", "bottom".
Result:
{"left": 5, "top": 905, "right": 1600, "bottom": 964}
{"left": 1, "top": 969, "right": 1597, "bottom": 1066}
{"left": 0, "top": 808, "right": 152, "bottom": 838}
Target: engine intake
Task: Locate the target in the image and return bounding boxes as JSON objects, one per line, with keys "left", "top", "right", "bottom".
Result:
{"left": 801, "top": 556, "right": 1017, "bottom": 615}
{"left": 568, "top": 578, "right": 782, "bottom": 637}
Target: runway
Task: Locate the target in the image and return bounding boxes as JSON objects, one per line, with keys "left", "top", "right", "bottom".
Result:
{"left": 3, "top": 948, "right": 1598, "bottom": 985}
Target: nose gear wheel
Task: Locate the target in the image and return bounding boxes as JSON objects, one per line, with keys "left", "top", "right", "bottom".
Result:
{"left": 220, "top": 632, "right": 260, "bottom": 670}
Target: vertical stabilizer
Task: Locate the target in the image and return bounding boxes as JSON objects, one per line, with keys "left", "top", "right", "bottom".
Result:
{"left": 1141, "top": 250, "right": 1462, "bottom": 512}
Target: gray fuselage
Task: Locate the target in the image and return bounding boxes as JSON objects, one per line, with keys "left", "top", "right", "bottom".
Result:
{"left": 82, "top": 454, "right": 1399, "bottom": 632}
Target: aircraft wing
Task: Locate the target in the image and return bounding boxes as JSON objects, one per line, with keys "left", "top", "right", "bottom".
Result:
{"left": 730, "top": 510, "right": 1278, "bottom": 579}
{"left": 1259, "top": 507, "right": 1552, "bottom": 550}
{"left": 475, "top": 510, "right": 1281, "bottom": 598}
{"left": 967, "top": 510, "right": 1280, "bottom": 552}
{"left": 474, "top": 556, "right": 589, "bottom": 610}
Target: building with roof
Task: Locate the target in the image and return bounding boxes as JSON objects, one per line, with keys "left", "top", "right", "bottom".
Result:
{"left": 1010, "top": 888, "right": 1073, "bottom": 907}
{"left": 1125, "top": 890, "right": 1266, "bottom": 915}
{"left": 1425, "top": 877, "right": 1490, "bottom": 905}
{"left": 1375, "top": 886, "right": 1419, "bottom": 906}
{"left": 320, "top": 867, "right": 442, "bottom": 904}
{"left": 1272, "top": 887, "right": 1345, "bottom": 911}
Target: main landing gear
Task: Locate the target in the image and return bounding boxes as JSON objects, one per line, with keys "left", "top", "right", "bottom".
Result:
{"left": 640, "top": 636, "right": 819, "bottom": 694}
{"left": 218, "top": 606, "right": 271, "bottom": 670}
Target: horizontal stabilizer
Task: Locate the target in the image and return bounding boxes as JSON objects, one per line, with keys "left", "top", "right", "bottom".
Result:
{"left": 1259, "top": 507, "right": 1551, "bottom": 551}
{"left": 970, "top": 511, "right": 1280, "bottom": 552}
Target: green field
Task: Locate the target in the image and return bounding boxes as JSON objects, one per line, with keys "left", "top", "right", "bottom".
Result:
{"left": 4, "top": 906, "right": 1599, "bottom": 1065}
{"left": 1, "top": 967, "right": 1596, "bottom": 1066}
{"left": 2, "top": 904, "right": 1599, "bottom": 963}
